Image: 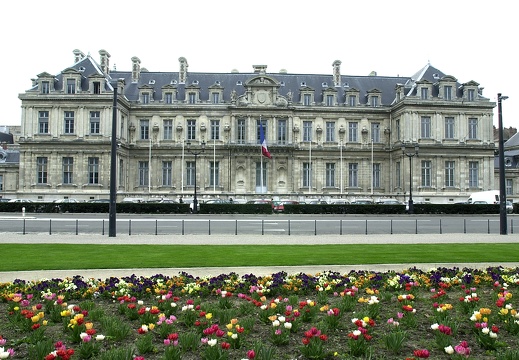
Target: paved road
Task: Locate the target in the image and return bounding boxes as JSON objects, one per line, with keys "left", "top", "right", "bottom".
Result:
{"left": 1, "top": 232, "right": 518, "bottom": 283}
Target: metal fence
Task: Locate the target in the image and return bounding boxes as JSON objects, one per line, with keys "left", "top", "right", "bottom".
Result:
{"left": 4, "top": 216, "right": 517, "bottom": 236}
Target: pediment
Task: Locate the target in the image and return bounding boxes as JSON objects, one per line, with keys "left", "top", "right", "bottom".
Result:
{"left": 244, "top": 75, "right": 280, "bottom": 88}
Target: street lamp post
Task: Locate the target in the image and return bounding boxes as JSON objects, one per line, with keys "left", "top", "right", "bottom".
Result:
{"left": 186, "top": 141, "right": 206, "bottom": 214}
{"left": 402, "top": 143, "right": 419, "bottom": 214}
{"left": 109, "top": 80, "right": 119, "bottom": 237}
{"left": 498, "top": 93, "right": 509, "bottom": 235}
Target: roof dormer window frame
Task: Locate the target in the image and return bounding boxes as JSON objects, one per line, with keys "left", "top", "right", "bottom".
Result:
{"left": 438, "top": 75, "right": 457, "bottom": 101}
{"left": 367, "top": 89, "right": 381, "bottom": 107}
{"left": 345, "top": 88, "right": 360, "bottom": 107}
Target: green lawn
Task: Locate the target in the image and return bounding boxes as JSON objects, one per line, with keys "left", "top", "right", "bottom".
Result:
{"left": 1, "top": 243, "right": 519, "bottom": 271}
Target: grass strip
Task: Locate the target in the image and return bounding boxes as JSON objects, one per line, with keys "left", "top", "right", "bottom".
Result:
{"left": 1, "top": 243, "right": 519, "bottom": 271}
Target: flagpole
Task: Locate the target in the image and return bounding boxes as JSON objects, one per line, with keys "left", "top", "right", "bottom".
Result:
{"left": 181, "top": 139, "right": 184, "bottom": 195}
{"left": 309, "top": 138, "right": 312, "bottom": 194}
{"left": 213, "top": 138, "right": 216, "bottom": 193}
{"left": 260, "top": 117, "right": 264, "bottom": 194}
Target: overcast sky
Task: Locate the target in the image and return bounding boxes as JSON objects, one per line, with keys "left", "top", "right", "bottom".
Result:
{"left": 1, "top": 0, "right": 515, "bottom": 128}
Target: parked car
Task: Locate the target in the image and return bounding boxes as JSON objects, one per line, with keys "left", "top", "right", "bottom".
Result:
{"left": 376, "top": 199, "right": 403, "bottom": 205}
{"left": 351, "top": 199, "right": 374, "bottom": 205}
{"left": 204, "top": 199, "right": 230, "bottom": 204}
{"left": 507, "top": 200, "right": 514, "bottom": 214}
{"left": 53, "top": 198, "right": 80, "bottom": 203}
{"left": 8, "top": 199, "right": 33, "bottom": 203}
{"left": 272, "top": 200, "right": 299, "bottom": 213}
{"left": 0, "top": 198, "right": 11, "bottom": 202}
{"left": 330, "top": 199, "right": 350, "bottom": 205}
{"left": 89, "top": 199, "right": 111, "bottom": 203}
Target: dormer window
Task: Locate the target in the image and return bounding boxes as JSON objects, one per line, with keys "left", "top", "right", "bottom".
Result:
{"left": 303, "top": 93, "right": 311, "bottom": 106}
{"left": 370, "top": 96, "right": 379, "bottom": 107}
{"left": 326, "top": 94, "right": 334, "bottom": 106}
{"left": 467, "top": 89, "right": 475, "bottom": 102}
{"left": 188, "top": 92, "right": 196, "bottom": 104}
{"left": 444, "top": 85, "right": 452, "bottom": 100}
{"left": 348, "top": 94, "right": 356, "bottom": 106}
{"left": 142, "top": 92, "right": 150, "bottom": 104}
{"left": 421, "top": 87, "right": 429, "bottom": 100}
{"left": 41, "top": 81, "right": 50, "bottom": 94}
{"left": 93, "top": 81, "right": 101, "bottom": 94}
{"left": 212, "top": 92, "right": 220, "bottom": 104}
{"left": 165, "top": 92, "right": 173, "bottom": 104}
{"left": 66, "top": 79, "right": 76, "bottom": 94}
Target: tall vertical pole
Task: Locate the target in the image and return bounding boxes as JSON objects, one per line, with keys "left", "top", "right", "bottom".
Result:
{"left": 340, "top": 141, "right": 343, "bottom": 195}
{"left": 109, "top": 81, "right": 118, "bottom": 237}
{"left": 148, "top": 126, "right": 152, "bottom": 195}
{"left": 193, "top": 153, "right": 198, "bottom": 213}
{"left": 371, "top": 138, "right": 374, "bottom": 195}
{"left": 498, "top": 93, "right": 508, "bottom": 235}
{"left": 408, "top": 155, "right": 413, "bottom": 214}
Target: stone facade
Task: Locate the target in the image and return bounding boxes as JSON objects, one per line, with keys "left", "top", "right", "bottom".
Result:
{"left": 9, "top": 50, "right": 496, "bottom": 203}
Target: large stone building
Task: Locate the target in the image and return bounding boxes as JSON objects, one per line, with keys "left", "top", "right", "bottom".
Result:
{"left": 7, "top": 49, "right": 498, "bottom": 203}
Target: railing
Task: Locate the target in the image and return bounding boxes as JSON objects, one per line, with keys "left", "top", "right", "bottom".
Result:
{"left": 2, "top": 216, "right": 516, "bottom": 236}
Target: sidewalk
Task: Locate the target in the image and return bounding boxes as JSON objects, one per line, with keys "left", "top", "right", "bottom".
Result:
{"left": 1, "top": 233, "right": 518, "bottom": 282}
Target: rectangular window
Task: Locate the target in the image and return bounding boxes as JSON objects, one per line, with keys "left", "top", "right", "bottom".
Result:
{"left": 326, "top": 94, "right": 334, "bottom": 106}
{"left": 468, "top": 118, "right": 478, "bottom": 139}
{"left": 371, "top": 96, "right": 379, "bottom": 107}
{"left": 506, "top": 178, "right": 513, "bottom": 196}
{"left": 142, "top": 93, "right": 150, "bottom": 104}
{"left": 62, "top": 157, "right": 73, "bottom": 184}
{"left": 303, "top": 162, "right": 311, "bottom": 188}
{"left": 371, "top": 123, "right": 380, "bottom": 143}
{"left": 421, "top": 87, "right": 429, "bottom": 99}
{"left": 212, "top": 92, "right": 220, "bottom": 104}
{"left": 255, "top": 162, "right": 267, "bottom": 187}
{"left": 445, "top": 117, "right": 455, "bottom": 139}
{"left": 186, "top": 161, "right": 195, "bottom": 186}
{"left": 140, "top": 119, "right": 149, "bottom": 140}
{"left": 421, "top": 160, "right": 432, "bottom": 187}
{"left": 348, "top": 95, "right": 356, "bottom": 107}
{"left": 326, "top": 163, "right": 335, "bottom": 187}
{"left": 0, "top": 174, "right": 3, "bottom": 191}
{"left": 119, "top": 159, "right": 124, "bottom": 187}
{"left": 303, "top": 121, "right": 312, "bottom": 142}
{"left": 165, "top": 92, "right": 173, "bottom": 104}
{"left": 139, "top": 161, "right": 149, "bottom": 186}
{"left": 93, "top": 81, "right": 100, "bottom": 94}
{"left": 66, "top": 79, "right": 75, "bottom": 94}
{"left": 64, "top": 111, "right": 75, "bottom": 134}
{"left": 469, "top": 161, "right": 479, "bottom": 188}
{"left": 210, "top": 161, "right": 219, "bottom": 186}
{"left": 348, "top": 163, "right": 358, "bottom": 187}
{"left": 88, "top": 157, "right": 99, "bottom": 184}
{"left": 38, "top": 111, "right": 49, "bottom": 134}
{"left": 237, "top": 119, "right": 246, "bottom": 144}
{"left": 41, "top": 81, "right": 50, "bottom": 94}
{"left": 256, "top": 120, "right": 267, "bottom": 144}
{"left": 187, "top": 120, "right": 196, "bottom": 140}
{"left": 468, "top": 89, "right": 475, "bottom": 101}
{"left": 188, "top": 92, "right": 196, "bottom": 104}
{"left": 445, "top": 161, "right": 455, "bottom": 187}
{"left": 90, "top": 111, "right": 100, "bottom": 134}
{"left": 396, "top": 161, "right": 401, "bottom": 188}
{"left": 395, "top": 119, "right": 400, "bottom": 141}
{"left": 326, "top": 122, "right": 335, "bottom": 142}
{"left": 348, "top": 122, "right": 358, "bottom": 142}
{"left": 210, "top": 120, "right": 220, "bottom": 141}
{"left": 373, "top": 163, "right": 381, "bottom": 188}
{"left": 162, "top": 161, "right": 172, "bottom": 186}
{"left": 37, "top": 157, "right": 48, "bottom": 184}
{"left": 421, "top": 116, "right": 431, "bottom": 138}
{"left": 444, "top": 86, "right": 452, "bottom": 100}
{"left": 277, "top": 119, "right": 287, "bottom": 145}
{"left": 303, "top": 94, "right": 311, "bottom": 106}
{"left": 163, "top": 120, "right": 173, "bottom": 140}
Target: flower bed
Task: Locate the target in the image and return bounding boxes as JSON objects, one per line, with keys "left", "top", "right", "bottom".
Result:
{"left": 1, "top": 267, "right": 519, "bottom": 359}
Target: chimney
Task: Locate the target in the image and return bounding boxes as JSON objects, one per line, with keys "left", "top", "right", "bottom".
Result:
{"left": 99, "top": 49, "right": 111, "bottom": 75}
{"left": 178, "top": 57, "right": 188, "bottom": 84}
{"left": 253, "top": 65, "right": 267, "bottom": 74}
{"left": 73, "top": 49, "right": 85, "bottom": 63}
{"left": 332, "top": 60, "right": 341, "bottom": 87}
{"left": 131, "top": 56, "right": 141, "bottom": 83}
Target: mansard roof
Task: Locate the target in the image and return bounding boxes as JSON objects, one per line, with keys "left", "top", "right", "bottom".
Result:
{"left": 25, "top": 52, "right": 487, "bottom": 106}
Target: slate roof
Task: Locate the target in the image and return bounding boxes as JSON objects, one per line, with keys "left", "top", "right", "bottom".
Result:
{"left": 27, "top": 55, "right": 473, "bottom": 107}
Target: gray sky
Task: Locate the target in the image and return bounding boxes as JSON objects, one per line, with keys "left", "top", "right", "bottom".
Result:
{"left": 2, "top": 0, "right": 515, "bottom": 128}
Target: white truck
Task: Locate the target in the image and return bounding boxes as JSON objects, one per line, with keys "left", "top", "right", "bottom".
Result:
{"left": 467, "top": 190, "right": 499, "bottom": 204}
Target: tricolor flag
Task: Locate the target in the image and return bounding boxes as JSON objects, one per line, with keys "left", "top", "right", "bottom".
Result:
{"left": 260, "top": 122, "right": 272, "bottom": 159}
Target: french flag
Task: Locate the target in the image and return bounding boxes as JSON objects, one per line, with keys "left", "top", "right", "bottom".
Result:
{"left": 260, "top": 122, "right": 272, "bottom": 159}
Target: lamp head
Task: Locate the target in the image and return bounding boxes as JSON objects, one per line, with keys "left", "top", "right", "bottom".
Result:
{"left": 186, "top": 141, "right": 191, "bottom": 150}
{"left": 201, "top": 142, "right": 206, "bottom": 150}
